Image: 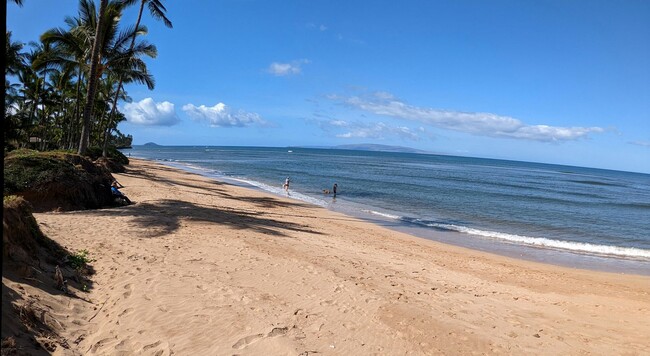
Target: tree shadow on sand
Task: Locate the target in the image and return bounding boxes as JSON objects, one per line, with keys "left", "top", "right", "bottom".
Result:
{"left": 118, "top": 165, "right": 231, "bottom": 194}
{"left": 119, "top": 163, "right": 320, "bottom": 209}
{"left": 85, "top": 199, "right": 324, "bottom": 238}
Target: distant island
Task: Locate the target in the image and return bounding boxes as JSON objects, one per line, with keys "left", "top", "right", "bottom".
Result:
{"left": 330, "top": 143, "right": 430, "bottom": 154}
{"left": 143, "top": 142, "right": 162, "bottom": 147}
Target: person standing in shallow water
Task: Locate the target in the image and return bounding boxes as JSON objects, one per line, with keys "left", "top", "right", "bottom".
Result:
{"left": 332, "top": 183, "right": 337, "bottom": 197}
{"left": 283, "top": 177, "right": 291, "bottom": 193}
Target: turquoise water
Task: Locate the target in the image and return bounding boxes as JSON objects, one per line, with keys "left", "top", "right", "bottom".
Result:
{"left": 125, "top": 145, "right": 650, "bottom": 270}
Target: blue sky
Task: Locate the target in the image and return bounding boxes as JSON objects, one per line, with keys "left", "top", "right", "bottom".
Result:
{"left": 7, "top": 0, "right": 650, "bottom": 173}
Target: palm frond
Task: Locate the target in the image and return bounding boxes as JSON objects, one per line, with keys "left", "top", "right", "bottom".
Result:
{"left": 148, "top": 0, "right": 173, "bottom": 28}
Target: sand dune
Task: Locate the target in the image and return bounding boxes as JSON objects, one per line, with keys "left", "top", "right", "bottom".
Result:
{"left": 18, "top": 158, "right": 650, "bottom": 355}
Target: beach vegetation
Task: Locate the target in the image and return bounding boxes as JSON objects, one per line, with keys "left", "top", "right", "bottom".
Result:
{"left": 4, "top": 150, "right": 117, "bottom": 211}
{"left": 68, "top": 249, "right": 94, "bottom": 271}
{"left": 5, "top": 0, "right": 171, "bottom": 157}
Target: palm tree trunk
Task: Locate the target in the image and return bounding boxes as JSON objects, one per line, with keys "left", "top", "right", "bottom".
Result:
{"left": 102, "top": 96, "right": 119, "bottom": 157}
{"left": 69, "top": 68, "right": 83, "bottom": 149}
{"left": 94, "top": 109, "right": 107, "bottom": 147}
{"left": 58, "top": 98, "right": 67, "bottom": 148}
{"left": 101, "top": 126, "right": 111, "bottom": 157}
{"left": 78, "top": 0, "right": 108, "bottom": 155}
{"left": 103, "top": 0, "right": 146, "bottom": 158}
{"left": 29, "top": 78, "right": 41, "bottom": 128}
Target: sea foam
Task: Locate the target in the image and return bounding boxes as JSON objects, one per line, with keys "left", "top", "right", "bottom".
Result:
{"left": 429, "top": 222, "right": 650, "bottom": 259}
{"left": 363, "top": 210, "right": 650, "bottom": 260}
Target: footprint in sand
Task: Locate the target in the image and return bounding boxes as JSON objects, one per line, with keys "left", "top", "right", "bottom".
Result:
{"left": 143, "top": 341, "right": 161, "bottom": 351}
{"left": 232, "top": 333, "right": 264, "bottom": 349}
{"left": 267, "top": 327, "right": 289, "bottom": 337}
{"left": 90, "top": 338, "right": 113, "bottom": 353}
{"left": 232, "top": 327, "right": 289, "bottom": 349}
{"left": 123, "top": 284, "right": 133, "bottom": 298}
{"left": 118, "top": 308, "right": 133, "bottom": 317}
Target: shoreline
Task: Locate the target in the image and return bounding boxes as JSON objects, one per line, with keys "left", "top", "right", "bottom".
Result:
{"left": 26, "top": 158, "right": 650, "bottom": 354}
{"left": 156, "top": 157, "right": 650, "bottom": 275}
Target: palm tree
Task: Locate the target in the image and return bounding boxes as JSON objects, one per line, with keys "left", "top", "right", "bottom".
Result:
{"left": 78, "top": 0, "right": 112, "bottom": 155}
{"left": 5, "top": 32, "right": 28, "bottom": 148}
{"left": 42, "top": 0, "right": 156, "bottom": 154}
{"left": 101, "top": 22, "right": 157, "bottom": 155}
{"left": 41, "top": 3, "right": 101, "bottom": 149}
{"left": 9, "top": 0, "right": 167, "bottom": 154}
{"left": 26, "top": 42, "right": 59, "bottom": 127}
{"left": 6, "top": 32, "right": 27, "bottom": 76}
{"left": 103, "top": 0, "right": 171, "bottom": 156}
{"left": 45, "top": 70, "right": 76, "bottom": 148}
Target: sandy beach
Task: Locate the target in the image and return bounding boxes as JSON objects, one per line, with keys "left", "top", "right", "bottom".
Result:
{"left": 9, "top": 158, "right": 650, "bottom": 355}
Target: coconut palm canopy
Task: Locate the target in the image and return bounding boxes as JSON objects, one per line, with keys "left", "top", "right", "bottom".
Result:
{"left": 5, "top": 0, "right": 170, "bottom": 155}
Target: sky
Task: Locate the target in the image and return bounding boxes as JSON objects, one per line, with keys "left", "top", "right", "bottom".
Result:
{"left": 7, "top": 0, "right": 650, "bottom": 173}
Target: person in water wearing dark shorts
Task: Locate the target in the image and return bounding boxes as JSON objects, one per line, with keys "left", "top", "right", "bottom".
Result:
{"left": 332, "top": 183, "right": 337, "bottom": 197}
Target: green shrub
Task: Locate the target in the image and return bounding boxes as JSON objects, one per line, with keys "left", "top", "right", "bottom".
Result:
{"left": 3, "top": 154, "right": 81, "bottom": 195}
{"left": 68, "top": 249, "right": 94, "bottom": 270}
{"left": 83, "top": 147, "right": 129, "bottom": 165}
{"left": 3, "top": 151, "right": 115, "bottom": 211}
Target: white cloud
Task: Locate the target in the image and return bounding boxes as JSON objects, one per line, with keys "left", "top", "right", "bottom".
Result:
{"left": 267, "top": 59, "right": 310, "bottom": 76}
{"left": 330, "top": 120, "right": 349, "bottom": 127}
{"left": 629, "top": 140, "right": 650, "bottom": 148}
{"left": 123, "top": 98, "right": 179, "bottom": 126}
{"left": 332, "top": 92, "right": 605, "bottom": 142}
{"left": 182, "top": 103, "right": 266, "bottom": 127}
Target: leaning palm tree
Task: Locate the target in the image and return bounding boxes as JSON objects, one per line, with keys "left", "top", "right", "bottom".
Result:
{"left": 103, "top": 0, "right": 171, "bottom": 156}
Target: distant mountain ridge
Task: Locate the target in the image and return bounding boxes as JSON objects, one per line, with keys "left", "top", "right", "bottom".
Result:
{"left": 136, "top": 142, "right": 428, "bottom": 154}
{"left": 330, "top": 143, "right": 430, "bottom": 154}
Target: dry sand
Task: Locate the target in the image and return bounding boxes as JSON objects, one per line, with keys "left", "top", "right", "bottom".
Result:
{"left": 10, "top": 158, "right": 650, "bottom": 355}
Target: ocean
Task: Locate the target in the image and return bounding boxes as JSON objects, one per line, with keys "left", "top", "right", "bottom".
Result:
{"left": 124, "top": 145, "right": 650, "bottom": 274}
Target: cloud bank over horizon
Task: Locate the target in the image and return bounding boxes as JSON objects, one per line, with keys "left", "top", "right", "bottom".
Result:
{"left": 328, "top": 92, "right": 605, "bottom": 142}
{"left": 123, "top": 98, "right": 179, "bottom": 126}
{"left": 317, "top": 119, "right": 424, "bottom": 141}
{"left": 182, "top": 102, "right": 266, "bottom": 128}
